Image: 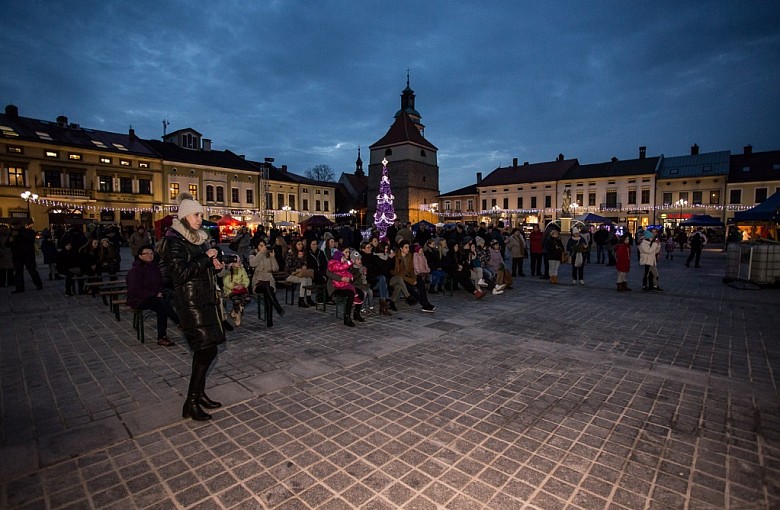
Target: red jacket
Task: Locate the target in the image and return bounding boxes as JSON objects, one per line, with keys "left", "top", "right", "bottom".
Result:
{"left": 529, "top": 230, "right": 544, "bottom": 254}
{"left": 615, "top": 243, "right": 631, "bottom": 273}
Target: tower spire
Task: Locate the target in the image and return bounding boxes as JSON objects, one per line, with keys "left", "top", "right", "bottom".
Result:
{"left": 355, "top": 146, "right": 364, "bottom": 176}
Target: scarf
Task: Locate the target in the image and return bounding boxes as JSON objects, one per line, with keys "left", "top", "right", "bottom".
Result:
{"left": 171, "top": 218, "right": 210, "bottom": 246}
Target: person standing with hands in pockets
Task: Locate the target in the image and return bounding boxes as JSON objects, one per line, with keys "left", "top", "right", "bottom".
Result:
{"left": 161, "top": 193, "right": 226, "bottom": 421}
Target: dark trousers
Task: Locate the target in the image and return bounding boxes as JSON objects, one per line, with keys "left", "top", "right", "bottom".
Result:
{"left": 686, "top": 248, "right": 702, "bottom": 267}
{"left": 542, "top": 254, "right": 550, "bottom": 278}
{"left": 596, "top": 245, "right": 606, "bottom": 263}
{"left": 571, "top": 263, "right": 584, "bottom": 281}
{"left": 448, "top": 270, "right": 476, "bottom": 293}
{"left": 13, "top": 256, "right": 43, "bottom": 291}
{"left": 407, "top": 279, "right": 431, "bottom": 307}
{"left": 511, "top": 257, "right": 525, "bottom": 276}
{"left": 530, "top": 253, "right": 542, "bottom": 275}
{"left": 642, "top": 265, "right": 655, "bottom": 289}
{"left": 0, "top": 268, "right": 14, "bottom": 287}
{"left": 138, "top": 296, "right": 180, "bottom": 339}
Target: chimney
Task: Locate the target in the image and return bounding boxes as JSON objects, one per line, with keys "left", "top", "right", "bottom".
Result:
{"left": 523, "top": 161, "right": 529, "bottom": 165}
{"left": 281, "top": 165, "right": 288, "bottom": 173}
{"left": 476, "top": 172, "right": 482, "bottom": 183}
{"left": 512, "top": 158, "right": 518, "bottom": 168}
{"left": 129, "top": 127, "right": 136, "bottom": 139}
{"left": 611, "top": 156, "right": 618, "bottom": 162}
{"left": 744, "top": 144, "right": 752, "bottom": 156}
{"left": 202, "top": 138, "right": 212, "bottom": 151}
{"left": 238, "top": 154, "right": 245, "bottom": 159}
{"left": 691, "top": 143, "right": 699, "bottom": 155}
{"left": 639, "top": 146, "right": 646, "bottom": 159}
{"left": 56, "top": 115, "right": 68, "bottom": 127}
{"left": 5, "top": 104, "right": 18, "bottom": 117}
{"left": 557, "top": 153, "right": 564, "bottom": 161}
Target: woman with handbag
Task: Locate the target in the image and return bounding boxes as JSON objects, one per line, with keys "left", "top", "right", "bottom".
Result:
{"left": 249, "top": 239, "right": 284, "bottom": 327}
{"left": 284, "top": 238, "right": 315, "bottom": 308}
{"left": 566, "top": 227, "right": 589, "bottom": 285}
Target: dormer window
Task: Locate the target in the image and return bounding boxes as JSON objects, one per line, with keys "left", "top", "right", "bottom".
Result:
{"left": 182, "top": 133, "right": 197, "bottom": 149}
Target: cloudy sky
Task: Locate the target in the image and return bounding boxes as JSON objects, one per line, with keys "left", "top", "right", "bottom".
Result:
{"left": 3, "top": 1, "right": 779, "bottom": 193}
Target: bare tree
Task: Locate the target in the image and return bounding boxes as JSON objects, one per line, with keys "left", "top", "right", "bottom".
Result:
{"left": 305, "top": 164, "right": 335, "bottom": 182}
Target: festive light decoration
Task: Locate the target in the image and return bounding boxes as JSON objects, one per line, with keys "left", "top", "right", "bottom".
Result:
{"left": 373, "top": 158, "right": 397, "bottom": 239}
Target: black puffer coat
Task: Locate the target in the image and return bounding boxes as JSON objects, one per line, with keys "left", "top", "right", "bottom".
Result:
{"left": 162, "top": 229, "right": 225, "bottom": 351}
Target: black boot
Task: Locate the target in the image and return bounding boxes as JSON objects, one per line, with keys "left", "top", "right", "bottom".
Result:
{"left": 298, "top": 297, "right": 309, "bottom": 308}
{"left": 428, "top": 285, "right": 438, "bottom": 294}
{"left": 268, "top": 287, "right": 285, "bottom": 316}
{"left": 199, "top": 376, "right": 222, "bottom": 409}
{"left": 344, "top": 302, "right": 355, "bottom": 327}
{"left": 182, "top": 393, "right": 211, "bottom": 420}
{"left": 306, "top": 295, "right": 317, "bottom": 307}
{"left": 353, "top": 306, "right": 365, "bottom": 322}
{"left": 389, "top": 300, "right": 398, "bottom": 311}
{"left": 264, "top": 292, "right": 273, "bottom": 327}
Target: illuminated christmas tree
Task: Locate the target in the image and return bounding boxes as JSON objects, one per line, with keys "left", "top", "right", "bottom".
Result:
{"left": 373, "top": 158, "right": 396, "bottom": 239}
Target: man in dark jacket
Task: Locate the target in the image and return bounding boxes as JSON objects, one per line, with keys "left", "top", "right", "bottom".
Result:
{"left": 8, "top": 219, "right": 43, "bottom": 293}
{"left": 126, "top": 244, "right": 180, "bottom": 346}
{"left": 593, "top": 226, "right": 609, "bottom": 264}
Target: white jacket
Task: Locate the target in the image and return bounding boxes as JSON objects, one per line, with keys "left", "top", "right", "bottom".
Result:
{"left": 638, "top": 239, "right": 660, "bottom": 266}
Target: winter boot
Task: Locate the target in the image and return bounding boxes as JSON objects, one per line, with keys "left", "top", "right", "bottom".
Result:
{"left": 182, "top": 393, "right": 212, "bottom": 421}
{"left": 379, "top": 299, "right": 392, "bottom": 316}
{"left": 267, "top": 286, "right": 285, "bottom": 316}
{"left": 298, "top": 296, "right": 309, "bottom": 308}
{"left": 617, "top": 283, "right": 623, "bottom": 292}
{"left": 198, "top": 378, "right": 222, "bottom": 410}
{"left": 623, "top": 282, "right": 632, "bottom": 292}
{"left": 353, "top": 306, "right": 365, "bottom": 322}
{"left": 389, "top": 300, "right": 398, "bottom": 311}
{"left": 306, "top": 295, "right": 317, "bottom": 307}
{"left": 264, "top": 292, "right": 274, "bottom": 327}
{"left": 343, "top": 302, "right": 355, "bottom": 327}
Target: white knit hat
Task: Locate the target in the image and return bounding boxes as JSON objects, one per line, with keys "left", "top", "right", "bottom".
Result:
{"left": 571, "top": 227, "right": 580, "bottom": 235}
{"left": 176, "top": 192, "right": 204, "bottom": 219}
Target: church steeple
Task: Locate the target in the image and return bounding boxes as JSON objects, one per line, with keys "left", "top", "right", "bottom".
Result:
{"left": 394, "top": 71, "right": 424, "bottom": 134}
{"left": 355, "top": 146, "right": 364, "bottom": 177}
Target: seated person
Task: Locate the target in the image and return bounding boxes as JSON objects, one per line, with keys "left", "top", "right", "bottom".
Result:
{"left": 221, "top": 256, "right": 251, "bottom": 326}
{"left": 326, "top": 249, "right": 364, "bottom": 327}
{"left": 126, "top": 244, "right": 181, "bottom": 346}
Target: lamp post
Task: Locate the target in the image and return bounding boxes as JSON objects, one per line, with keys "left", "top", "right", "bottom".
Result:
{"left": 20, "top": 190, "right": 38, "bottom": 219}
{"left": 675, "top": 198, "right": 688, "bottom": 228}
{"left": 281, "top": 205, "right": 291, "bottom": 223}
{"left": 491, "top": 204, "right": 501, "bottom": 226}
{"left": 349, "top": 209, "right": 357, "bottom": 227}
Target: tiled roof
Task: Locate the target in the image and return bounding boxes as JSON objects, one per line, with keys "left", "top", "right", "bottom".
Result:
{"left": 370, "top": 112, "right": 437, "bottom": 151}
{"left": 145, "top": 139, "right": 259, "bottom": 171}
{"left": 728, "top": 149, "right": 780, "bottom": 183}
{"left": 340, "top": 173, "right": 368, "bottom": 195}
{"left": 439, "top": 183, "right": 478, "bottom": 197}
{"left": 283, "top": 171, "right": 337, "bottom": 188}
{"left": 0, "top": 109, "right": 157, "bottom": 157}
{"left": 562, "top": 156, "right": 660, "bottom": 180}
{"left": 657, "top": 151, "right": 730, "bottom": 179}
{"left": 478, "top": 159, "right": 578, "bottom": 187}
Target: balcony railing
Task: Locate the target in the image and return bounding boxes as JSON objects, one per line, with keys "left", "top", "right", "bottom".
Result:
{"left": 40, "top": 187, "right": 93, "bottom": 199}
{"left": 599, "top": 202, "right": 621, "bottom": 211}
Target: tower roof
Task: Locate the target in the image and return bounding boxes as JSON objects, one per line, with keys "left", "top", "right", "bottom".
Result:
{"left": 369, "top": 112, "right": 437, "bottom": 151}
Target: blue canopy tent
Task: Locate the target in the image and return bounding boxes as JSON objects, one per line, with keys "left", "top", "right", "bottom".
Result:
{"left": 733, "top": 192, "right": 780, "bottom": 223}
{"left": 574, "top": 212, "right": 609, "bottom": 223}
{"left": 412, "top": 220, "right": 436, "bottom": 232}
{"left": 680, "top": 214, "right": 724, "bottom": 227}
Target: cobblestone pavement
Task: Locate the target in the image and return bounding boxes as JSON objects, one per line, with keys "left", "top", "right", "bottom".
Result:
{"left": 1, "top": 247, "right": 778, "bottom": 509}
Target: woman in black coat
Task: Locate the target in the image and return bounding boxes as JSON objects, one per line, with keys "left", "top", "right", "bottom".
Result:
{"left": 161, "top": 193, "right": 226, "bottom": 421}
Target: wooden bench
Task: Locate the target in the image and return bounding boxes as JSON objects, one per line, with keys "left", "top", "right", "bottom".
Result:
{"left": 111, "top": 299, "right": 149, "bottom": 343}
{"left": 275, "top": 279, "right": 297, "bottom": 305}
{"left": 303, "top": 284, "right": 327, "bottom": 312}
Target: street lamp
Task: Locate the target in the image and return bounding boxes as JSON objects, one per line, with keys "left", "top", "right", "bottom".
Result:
{"left": 675, "top": 198, "right": 688, "bottom": 228}
{"left": 349, "top": 208, "right": 357, "bottom": 227}
{"left": 491, "top": 204, "right": 501, "bottom": 226}
{"left": 20, "top": 190, "right": 38, "bottom": 218}
{"left": 281, "top": 205, "right": 291, "bottom": 223}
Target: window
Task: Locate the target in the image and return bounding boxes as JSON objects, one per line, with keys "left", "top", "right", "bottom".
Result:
{"left": 517, "top": 197, "right": 523, "bottom": 209}
{"left": 444, "top": 200, "right": 451, "bottom": 211}
{"left": 323, "top": 201, "right": 330, "bottom": 212}
{"left": 324, "top": 190, "right": 329, "bottom": 195}
{"left": 627, "top": 189, "right": 637, "bottom": 205}
{"left": 232, "top": 188, "right": 239, "bottom": 203}
{"left": 481, "top": 199, "right": 487, "bottom": 210}
{"left": 43, "top": 169, "right": 61, "bottom": 188}
{"left": 692, "top": 191, "right": 703, "bottom": 204}
{"left": 206, "top": 185, "right": 214, "bottom": 202}
{"left": 139, "top": 179, "right": 151, "bottom": 195}
{"left": 605, "top": 191, "right": 617, "bottom": 208}
{"left": 69, "top": 173, "right": 84, "bottom": 189}
{"left": 6, "top": 145, "right": 23, "bottom": 154}
{"left": 120, "top": 177, "right": 132, "bottom": 193}
{"left": 662, "top": 192, "right": 672, "bottom": 205}
{"left": 729, "top": 189, "right": 741, "bottom": 205}
{"left": 188, "top": 184, "right": 197, "bottom": 200}
{"left": 169, "top": 183, "right": 180, "bottom": 200}
{"left": 490, "top": 198, "right": 496, "bottom": 207}
{"left": 68, "top": 153, "right": 82, "bottom": 161}
{"left": 99, "top": 156, "right": 111, "bottom": 164}
{"left": 384, "top": 149, "right": 392, "bottom": 156}
{"left": 588, "top": 192, "right": 596, "bottom": 206}
{"left": 315, "top": 200, "right": 321, "bottom": 211}
{"left": 182, "top": 133, "right": 196, "bottom": 149}
{"left": 503, "top": 198, "right": 509, "bottom": 209}
{"left": 467, "top": 199, "right": 474, "bottom": 211}
{"left": 139, "top": 162, "right": 149, "bottom": 168}
{"left": 531, "top": 196, "right": 537, "bottom": 209}
{"left": 454, "top": 200, "right": 461, "bottom": 211}
{"left": 216, "top": 186, "right": 224, "bottom": 202}
{"left": 576, "top": 192, "right": 583, "bottom": 205}
{"left": 302, "top": 188, "right": 308, "bottom": 193}
{"left": 45, "top": 150, "right": 59, "bottom": 158}
{"left": 246, "top": 189, "right": 253, "bottom": 204}
{"left": 755, "top": 188, "right": 768, "bottom": 204}
{"left": 99, "top": 175, "right": 113, "bottom": 192}
{"left": 119, "top": 159, "right": 131, "bottom": 166}
{"left": 315, "top": 189, "right": 321, "bottom": 194}
{"left": 710, "top": 190, "right": 720, "bottom": 204}
{"left": 641, "top": 189, "right": 650, "bottom": 204}
{"left": 544, "top": 195, "right": 551, "bottom": 208}
{"left": 421, "top": 150, "right": 426, "bottom": 157}
{"left": 679, "top": 191, "right": 688, "bottom": 202}
{"left": 277, "top": 193, "right": 284, "bottom": 208}
{"left": 288, "top": 194, "right": 296, "bottom": 210}
{"left": 302, "top": 198, "right": 309, "bottom": 211}
{"left": 7, "top": 166, "right": 25, "bottom": 186}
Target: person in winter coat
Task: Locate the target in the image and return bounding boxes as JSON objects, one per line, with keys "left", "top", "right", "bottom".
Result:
{"left": 249, "top": 239, "right": 284, "bottom": 327}
{"left": 545, "top": 230, "right": 565, "bottom": 284}
{"left": 160, "top": 193, "right": 225, "bottom": 421}
{"left": 392, "top": 240, "right": 435, "bottom": 312}
{"left": 284, "top": 238, "right": 315, "bottom": 308}
{"left": 126, "top": 244, "right": 180, "bottom": 346}
{"left": 360, "top": 241, "right": 393, "bottom": 315}
{"left": 97, "top": 238, "right": 121, "bottom": 281}
{"left": 326, "top": 249, "right": 363, "bottom": 327}
{"left": 413, "top": 243, "right": 437, "bottom": 310}
{"left": 40, "top": 232, "right": 60, "bottom": 281}
{"left": 685, "top": 227, "right": 707, "bottom": 268}
{"left": 529, "top": 224, "right": 544, "bottom": 276}
{"left": 128, "top": 226, "right": 151, "bottom": 259}
{"left": 221, "top": 257, "right": 251, "bottom": 326}
{"left": 307, "top": 239, "right": 326, "bottom": 285}
{"left": 566, "top": 227, "right": 589, "bottom": 285}
{"left": 441, "top": 240, "right": 487, "bottom": 299}
{"left": 506, "top": 228, "right": 527, "bottom": 277}
{"left": 7, "top": 219, "right": 43, "bottom": 293}
{"left": 423, "top": 238, "right": 446, "bottom": 294}
{"left": 638, "top": 230, "right": 661, "bottom": 291}
{"left": 56, "top": 241, "right": 82, "bottom": 295}
{"left": 615, "top": 235, "right": 632, "bottom": 292}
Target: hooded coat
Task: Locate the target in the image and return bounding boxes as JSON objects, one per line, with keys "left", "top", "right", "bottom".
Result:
{"left": 161, "top": 224, "right": 225, "bottom": 351}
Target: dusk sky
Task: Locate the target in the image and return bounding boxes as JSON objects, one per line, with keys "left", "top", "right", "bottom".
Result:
{"left": 3, "top": 1, "right": 779, "bottom": 193}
